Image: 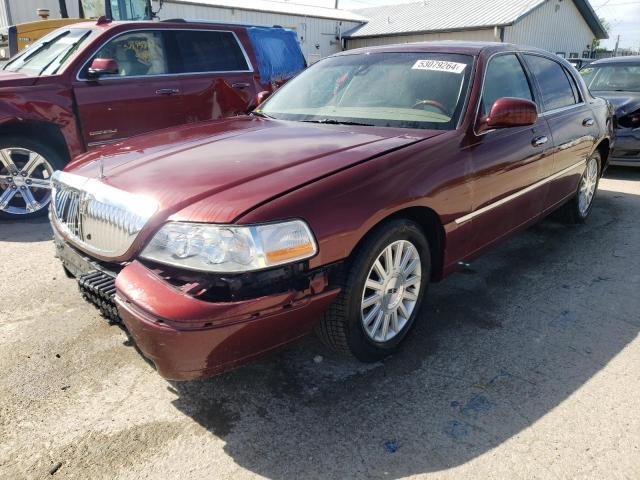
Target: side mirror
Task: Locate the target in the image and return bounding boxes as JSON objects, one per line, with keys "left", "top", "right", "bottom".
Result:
{"left": 87, "top": 58, "right": 119, "bottom": 78}
{"left": 254, "top": 90, "right": 271, "bottom": 107}
{"left": 477, "top": 97, "right": 538, "bottom": 133}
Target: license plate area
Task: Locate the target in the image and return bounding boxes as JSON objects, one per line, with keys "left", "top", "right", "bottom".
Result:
{"left": 54, "top": 233, "right": 121, "bottom": 322}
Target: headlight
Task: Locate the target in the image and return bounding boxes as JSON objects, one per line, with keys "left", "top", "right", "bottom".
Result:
{"left": 140, "top": 220, "right": 317, "bottom": 273}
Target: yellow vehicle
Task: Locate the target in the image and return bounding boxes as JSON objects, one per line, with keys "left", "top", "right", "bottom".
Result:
{"left": 0, "top": 0, "right": 155, "bottom": 60}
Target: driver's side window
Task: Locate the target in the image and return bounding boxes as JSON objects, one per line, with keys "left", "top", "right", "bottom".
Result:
{"left": 482, "top": 54, "right": 534, "bottom": 115}
{"left": 90, "top": 31, "right": 168, "bottom": 78}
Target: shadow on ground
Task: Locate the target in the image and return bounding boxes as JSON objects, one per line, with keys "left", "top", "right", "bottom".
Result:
{"left": 168, "top": 178, "right": 640, "bottom": 479}
{"left": 0, "top": 216, "right": 51, "bottom": 242}
{"left": 603, "top": 165, "right": 640, "bottom": 181}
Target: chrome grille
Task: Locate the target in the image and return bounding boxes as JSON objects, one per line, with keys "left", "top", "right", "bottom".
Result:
{"left": 51, "top": 171, "right": 158, "bottom": 258}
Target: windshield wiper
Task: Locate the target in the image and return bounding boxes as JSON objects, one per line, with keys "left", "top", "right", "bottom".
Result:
{"left": 301, "top": 119, "right": 374, "bottom": 126}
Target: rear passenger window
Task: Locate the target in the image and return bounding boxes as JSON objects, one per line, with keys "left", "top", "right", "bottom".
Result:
{"left": 482, "top": 54, "right": 533, "bottom": 115}
{"left": 524, "top": 55, "right": 579, "bottom": 111}
{"left": 174, "top": 30, "right": 249, "bottom": 73}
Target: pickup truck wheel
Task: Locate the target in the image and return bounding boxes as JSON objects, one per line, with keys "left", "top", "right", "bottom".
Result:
{"left": 316, "top": 219, "right": 430, "bottom": 362}
{"left": 559, "top": 151, "right": 601, "bottom": 224}
{"left": 0, "top": 137, "right": 65, "bottom": 219}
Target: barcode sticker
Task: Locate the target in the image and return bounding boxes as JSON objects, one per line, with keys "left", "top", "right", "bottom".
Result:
{"left": 411, "top": 60, "right": 467, "bottom": 74}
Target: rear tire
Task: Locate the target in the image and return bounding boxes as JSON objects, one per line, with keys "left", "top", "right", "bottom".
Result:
{"left": 559, "top": 151, "right": 601, "bottom": 224}
{"left": 316, "top": 219, "right": 430, "bottom": 362}
{"left": 0, "top": 136, "right": 67, "bottom": 220}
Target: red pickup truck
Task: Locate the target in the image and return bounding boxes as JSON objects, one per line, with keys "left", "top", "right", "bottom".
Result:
{"left": 0, "top": 19, "right": 305, "bottom": 219}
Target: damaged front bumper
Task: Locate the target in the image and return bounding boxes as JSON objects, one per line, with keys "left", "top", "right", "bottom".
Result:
{"left": 54, "top": 233, "right": 340, "bottom": 380}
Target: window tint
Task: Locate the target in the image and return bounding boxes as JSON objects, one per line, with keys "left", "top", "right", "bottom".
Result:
{"left": 174, "top": 30, "right": 249, "bottom": 73}
{"left": 525, "top": 55, "right": 578, "bottom": 111}
{"left": 92, "top": 31, "right": 168, "bottom": 77}
{"left": 482, "top": 54, "right": 533, "bottom": 114}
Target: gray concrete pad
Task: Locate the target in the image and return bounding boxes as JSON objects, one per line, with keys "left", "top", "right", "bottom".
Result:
{"left": 0, "top": 167, "right": 639, "bottom": 479}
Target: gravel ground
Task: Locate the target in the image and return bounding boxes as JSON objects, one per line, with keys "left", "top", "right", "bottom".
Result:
{"left": 1, "top": 167, "right": 639, "bottom": 480}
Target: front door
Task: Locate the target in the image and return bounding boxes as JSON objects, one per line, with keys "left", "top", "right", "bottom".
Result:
{"left": 72, "top": 30, "right": 183, "bottom": 148}
{"left": 462, "top": 53, "right": 555, "bottom": 253}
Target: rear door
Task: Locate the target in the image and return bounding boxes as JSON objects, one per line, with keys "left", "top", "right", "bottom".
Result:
{"left": 72, "top": 29, "right": 183, "bottom": 147}
{"left": 463, "top": 53, "right": 555, "bottom": 253}
{"left": 523, "top": 54, "right": 598, "bottom": 209}
{"left": 168, "top": 29, "right": 257, "bottom": 124}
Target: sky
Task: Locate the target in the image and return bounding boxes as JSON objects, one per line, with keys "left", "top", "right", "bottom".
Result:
{"left": 285, "top": 0, "right": 640, "bottom": 51}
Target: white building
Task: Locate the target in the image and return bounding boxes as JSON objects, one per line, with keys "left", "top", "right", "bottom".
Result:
{"left": 0, "top": 0, "right": 609, "bottom": 62}
{"left": 344, "top": 0, "right": 608, "bottom": 59}
{"left": 0, "top": 0, "right": 366, "bottom": 64}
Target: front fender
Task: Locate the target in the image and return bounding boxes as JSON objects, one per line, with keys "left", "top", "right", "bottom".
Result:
{"left": 0, "top": 83, "right": 84, "bottom": 157}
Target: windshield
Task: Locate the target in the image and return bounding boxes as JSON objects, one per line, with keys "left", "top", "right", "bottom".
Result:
{"left": 259, "top": 52, "right": 474, "bottom": 130}
{"left": 580, "top": 64, "right": 640, "bottom": 92}
{"left": 4, "top": 28, "right": 92, "bottom": 76}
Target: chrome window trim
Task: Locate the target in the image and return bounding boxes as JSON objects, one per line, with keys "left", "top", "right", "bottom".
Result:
{"left": 539, "top": 101, "right": 586, "bottom": 117}
{"left": 454, "top": 158, "right": 587, "bottom": 225}
{"left": 75, "top": 27, "right": 254, "bottom": 82}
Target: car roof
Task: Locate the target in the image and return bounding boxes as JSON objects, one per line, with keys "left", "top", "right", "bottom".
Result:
{"left": 68, "top": 19, "right": 263, "bottom": 31}
{"left": 334, "top": 41, "right": 555, "bottom": 57}
{"left": 591, "top": 55, "right": 640, "bottom": 65}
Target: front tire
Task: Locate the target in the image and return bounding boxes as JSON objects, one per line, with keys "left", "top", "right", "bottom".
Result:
{"left": 559, "top": 151, "right": 601, "bottom": 224}
{"left": 0, "top": 136, "right": 67, "bottom": 220}
{"left": 316, "top": 219, "right": 430, "bottom": 362}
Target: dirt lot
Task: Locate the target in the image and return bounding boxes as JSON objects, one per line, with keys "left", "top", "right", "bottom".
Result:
{"left": 1, "top": 168, "right": 639, "bottom": 480}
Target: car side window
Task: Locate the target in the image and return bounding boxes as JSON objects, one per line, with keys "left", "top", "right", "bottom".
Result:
{"left": 91, "top": 31, "right": 168, "bottom": 78}
{"left": 524, "top": 54, "right": 578, "bottom": 111}
{"left": 481, "top": 54, "right": 533, "bottom": 115}
{"left": 173, "top": 30, "right": 249, "bottom": 73}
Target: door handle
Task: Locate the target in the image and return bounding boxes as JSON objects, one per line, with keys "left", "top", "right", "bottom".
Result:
{"left": 532, "top": 135, "right": 548, "bottom": 147}
{"left": 231, "top": 82, "right": 250, "bottom": 89}
{"left": 582, "top": 117, "right": 594, "bottom": 127}
{"left": 155, "top": 88, "right": 180, "bottom": 96}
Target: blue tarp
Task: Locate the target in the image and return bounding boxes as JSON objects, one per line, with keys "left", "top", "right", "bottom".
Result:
{"left": 246, "top": 27, "right": 306, "bottom": 84}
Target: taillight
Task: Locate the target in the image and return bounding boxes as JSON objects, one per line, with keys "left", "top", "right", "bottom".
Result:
{"left": 618, "top": 109, "right": 640, "bottom": 129}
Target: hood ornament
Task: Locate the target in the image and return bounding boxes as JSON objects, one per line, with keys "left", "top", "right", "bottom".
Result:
{"left": 98, "top": 157, "right": 105, "bottom": 180}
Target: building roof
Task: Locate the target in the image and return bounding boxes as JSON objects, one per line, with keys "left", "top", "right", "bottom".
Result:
{"left": 344, "top": 0, "right": 607, "bottom": 39}
{"left": 165, "top": 0, "right": 368, "bottom": 23}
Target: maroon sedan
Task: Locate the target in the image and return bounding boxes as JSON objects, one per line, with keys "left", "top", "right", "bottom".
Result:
{"left": 51, "top": 42, "right": 613, "bottom": 380}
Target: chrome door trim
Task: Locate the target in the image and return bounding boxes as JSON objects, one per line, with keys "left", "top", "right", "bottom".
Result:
{"left": 454, "top": 158, "right": 587, "bottom": 225}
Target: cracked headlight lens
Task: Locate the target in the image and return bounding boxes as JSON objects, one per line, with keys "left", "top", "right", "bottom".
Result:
{"left": 141, "top": 220, "right": 317, "bottom": 273}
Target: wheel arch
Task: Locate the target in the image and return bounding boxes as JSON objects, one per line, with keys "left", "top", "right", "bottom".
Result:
{"left": 0, "top": 120, "right": 71, "bottom": 162}
{"left": 348, "top": 206, "right": 446, "bottom": 282}
{"left": 594, "top": 138, "right": 610, "bottom": 171}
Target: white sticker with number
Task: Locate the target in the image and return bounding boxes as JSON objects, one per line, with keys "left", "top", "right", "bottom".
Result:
{"left": 411, "top": 60, "right": 467, "bottom": 74}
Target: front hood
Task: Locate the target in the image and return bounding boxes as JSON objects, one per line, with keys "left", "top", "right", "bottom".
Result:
{"left": 68, "top": 117, "right": 443, "bottom": 225}
{"left": 592, "top": 91, "right": 640, "bottom": 117}
{"left": 0, "top": 70, "right": 38, "bottom": 87}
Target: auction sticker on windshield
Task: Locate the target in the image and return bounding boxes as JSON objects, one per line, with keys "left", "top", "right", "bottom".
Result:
{"left": 411, "top": 60, "right": 466, "bottom": 74}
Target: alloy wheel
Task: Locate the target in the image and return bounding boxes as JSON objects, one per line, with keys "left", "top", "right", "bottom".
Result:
{"left": 361, "top": 239, "right": 422, "bottom": 343}
{"left": 578, "top": 156, "right": 598, "bottom": 217}
{"left": 0, "top": 147, "right": 54, "bottom": 216}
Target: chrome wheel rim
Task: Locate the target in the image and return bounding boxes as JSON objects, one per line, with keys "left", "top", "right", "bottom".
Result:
{"left": 578, "top": 156, "right": 598, "bottom": 216}
{"left": 0, "top": 147, "right": 53, "bottom": 215}
{"left": 361, "top": 239, "right": 422, "bottom": 343}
